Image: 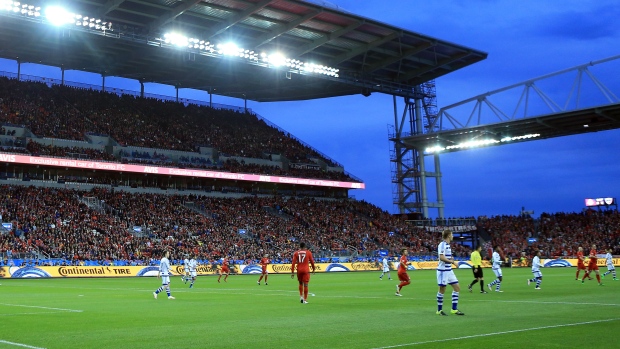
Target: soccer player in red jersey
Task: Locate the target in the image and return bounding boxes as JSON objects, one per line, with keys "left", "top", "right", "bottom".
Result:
{"left": 575, "top": 247, "right": 588, "bottom": 280}
{"left": 395, "top": 248, "right": 411, "bottom": 296}
{"left": 218, "top": 257, "right": 230, "bottom": 283}
{"left": 291, "top": 242, "right": 316, "bottom": 304}
{"left": 257, "top": 254, "right": 270, "bottom": 285}
{"left": 582, "top": 244, "right": 603, "bottom": 285}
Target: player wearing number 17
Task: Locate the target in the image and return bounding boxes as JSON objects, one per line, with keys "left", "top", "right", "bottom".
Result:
{"left": 291, "top": 242, "right": 316, "bottom": 304}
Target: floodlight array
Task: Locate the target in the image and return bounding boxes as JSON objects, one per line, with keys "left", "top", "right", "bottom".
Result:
{"left": 0, "top": 1, "right": 40, "bottom": 17}
{"left": 162, "top": 32, "right": 339, "bottom": 78}
{"left": 425, "top": 133, "right": 541, "bottom": 153}
{"left": 0, "top": 3, "right": 111, "bottom": 32}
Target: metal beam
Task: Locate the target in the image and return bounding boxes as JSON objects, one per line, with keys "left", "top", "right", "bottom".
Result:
{"left": 396, "top": 51, "right": 470, "bottom": 83}
{"left": 205, "top": 0, "right": 275, "bottom": 39}
{"left": 98, "top": 0, "right": 126, "bottom": 17}
{"left": 364, "top": 41, "right": 434, "bottom": 73}
{"left": 290, "top": 20, "right": 363, "bottom": 57}
{"left": 328, "top": 31, "right": 400, "bottom": 66}
{"left": 252, "top": 10, "right": 322, "bottom": 48}
{"left": 149, "top": 0, "right": 203, "bottom": 33}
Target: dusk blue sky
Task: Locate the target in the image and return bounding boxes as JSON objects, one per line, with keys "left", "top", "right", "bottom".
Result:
{"left": 1, "top": 0, "right": 619, "bottom": 218}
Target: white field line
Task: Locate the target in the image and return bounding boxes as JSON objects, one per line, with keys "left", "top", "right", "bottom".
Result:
{"left": 0, "top": 312, "right": 75, "bottom": 316}
{"left": 0, "top": 303, "right": 83, "bottom": 313}
{"left": 369, "top": 318, "right": 620, "bottom": 349}
{"left": 0, "top": 339, "right": 46, "bottom": 349}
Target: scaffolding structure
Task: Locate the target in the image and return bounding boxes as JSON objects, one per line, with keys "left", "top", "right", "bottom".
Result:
{"left": 389, "top": 80, "right": 444, "bottom": 218}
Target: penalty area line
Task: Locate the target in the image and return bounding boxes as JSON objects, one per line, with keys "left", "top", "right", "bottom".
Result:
{"left": 370, "top": 318, "right": 620, "bottom": 349}
{"left": 0, "top": 339, "right": 46, "bottom": 349}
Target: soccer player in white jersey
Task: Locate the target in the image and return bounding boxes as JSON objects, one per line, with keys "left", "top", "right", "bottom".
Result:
{"left": 188, "top": 256, "right": 198, "bottom": 288}
{"left": 602, "top": 248, "right": 618, "bottom": 281}
{"left": 182, "top": 255, "right": 190, "bottom": 284}
{"left": 436, "top": 229, "right": 464, "bottom": 316}
{"left": 527, "top": 250, "right": 544, "bottom": 289}
{"left": 487, "top": 246, "right": 504, "bottom": 292}
{"left": 379, "top": 256, "right": 392, "bottom": 280}
{"left": 153, "top": 250, "right": 175, "bottom": 300}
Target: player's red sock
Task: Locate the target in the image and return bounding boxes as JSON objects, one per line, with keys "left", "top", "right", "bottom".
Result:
{"left": 576, "top": 270, "right": 580, "bottom": 279}
{"left": 582, "top": 273, "right": 589, "bottom": 281}
{"left": 224, "top": 275, "right": 228, "bottom": 282}
{"left": 596, "top": 275, "right": 601, "bottom": 283}
{"left": 265, "top": 275, "right": 268, "bottom": 283}
{"left": 303, "top": 286, "right": 308, "bottom": 300}
{"left": 258, "top": 275, "right": 263, "bottom": 282}
{"left": 298, "top": 284, "right": 303, "bottom": 296}
{"left": 218, "top": 275, "right": 221, "bottom": 282}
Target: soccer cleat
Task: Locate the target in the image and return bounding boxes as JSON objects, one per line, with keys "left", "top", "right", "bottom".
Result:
{"left": 527, "top": 279, "right": 531, "bottom": 286}
{"left": 153, "top": 292, "right": 158, "bottom": 299}
{"left": 265, "top": 283, "right": 268, "bottom": 285}
{"left": 451, "top": 309, "right": 465, "bottom": 315}
{"left": 218, "top": 279, "right": 221, "bottom": 283}
{"left": 257, "top": 281, "right": 260, "bottom": 285}
{"left": 581, "top": 280, "right": 585, "bottom": 284}
{"left": 189, "top": 284, "right": 193, "bottom": 288}
{"left": 599, "top": 283, "right": 604, "bottom": 286}
{"left": 395, "top": 292, "right": 402, "bottom": 297}
{"left": 436, "top": 310, "right": 447, "bottom": 316}
{"left": 168, "top": 296, "right": 175, "bottom": 300}
{"left": 379, "top": 277, "right": 382, "bottom": 280}
{"left": 495, "top": 290, "right": 503, "bottom": 293}
{"left": 535, "top": 287, "right": 541, "bottom": 290}
{"left": 389, "top": 278, "right": 392, "bottom": 280}
{"left": 602, "top": 274, "right": 605, "bottom": 279}
{"left": 184, "top": 279, "right": 188, "bottom": 284}
{"left": 302, "top": 300, "right": 309, "bottom": 304}
{"left": 614, "top": 278, "right": 619, "bottom": 281}
{"left": 300, "top": 298, "right": 304, "bottom": 304}
{"left": 480, "top": 291, "right": 488, "bottom": 294}
{"left": 467, "top": 285, "right": 472, "bottom": 293}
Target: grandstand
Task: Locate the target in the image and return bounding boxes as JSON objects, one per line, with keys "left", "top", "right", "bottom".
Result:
{"left": 0, "top": 0, "right": 492, "bottom": 267}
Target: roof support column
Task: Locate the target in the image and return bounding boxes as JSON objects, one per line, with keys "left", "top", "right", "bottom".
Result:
{"left": 140, "top": 80, "right": 145, "bottom": 98}
{"left": 61, "top": 67, "right": 65, "bottom": 86}
{"left": 17, "top": 60, "right": 21, "bottom": 81}
{"left": 102, "top": 74, "right": 106, "bottom": 92}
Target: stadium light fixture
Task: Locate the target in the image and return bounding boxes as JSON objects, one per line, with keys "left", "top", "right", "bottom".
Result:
{"left": 425, "top": 133, "right": 541, "bottom": 153}
{"left": 45, "top": 5, "right": 74, "bottom": 26}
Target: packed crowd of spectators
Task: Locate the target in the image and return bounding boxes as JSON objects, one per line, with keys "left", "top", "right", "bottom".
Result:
{"left": 0, "top": 77, "right": 358, "bottom": 182}
{"left": 0, "top": 184, "right": 469, "bottom": 266}
{"left": 26, "top": 140, "right": 117, "bottom": 161}
{"left": 479, "top": 210, "right": 620, "bottom": 258}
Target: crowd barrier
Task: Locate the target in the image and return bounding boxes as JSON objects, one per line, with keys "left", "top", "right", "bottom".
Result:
{"left": 1, "top": 258, "right": 618, "bottom": 278}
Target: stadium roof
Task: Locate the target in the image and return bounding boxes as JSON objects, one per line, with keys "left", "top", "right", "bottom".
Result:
{"left": 0, "top": 0, "right": 487, "bottom": 102}
{"left": 399, "top": 103, "right": 620, "bottom": 153}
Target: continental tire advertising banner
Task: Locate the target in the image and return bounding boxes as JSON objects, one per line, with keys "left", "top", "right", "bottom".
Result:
{"left": 2, "top": 258, "right": 618, "bottom": 278}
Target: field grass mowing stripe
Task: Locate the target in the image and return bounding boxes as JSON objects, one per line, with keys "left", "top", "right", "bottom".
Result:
{"left": 0, "top": 303, "right": 83, "bottom": 312}
{"left": 369, "top": 318, "right": 620, "bottom": 348}
{"left": 0, "top": 339, "right": 46, "bottom": 349}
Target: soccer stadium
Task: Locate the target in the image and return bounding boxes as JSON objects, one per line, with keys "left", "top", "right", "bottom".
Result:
{"left": 0, "top": 1, "right": 619, "bottom": 348}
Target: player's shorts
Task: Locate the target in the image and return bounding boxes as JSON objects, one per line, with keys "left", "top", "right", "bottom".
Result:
{"left": 588, "top": 264, "right": 599, "bottom": 271}
{"left": 437, "top": 270, "right": 458, "bottom": 286}
{"left": 161, "top": 276, "right": 170, "bottom": 285}
{"left": 532, "top": 270, "right": 542, "bottom": 279}
{"left": 221, "top": 267, "right": 230, "bottom": 273}
{"left": 607, "top": 265, "right": 615, "bottom": 271}
{"left": 397, "top": 272, "right": 409, "bottom": 282}
{"left": 297, "top": 271, "right": 310, "bottom": 284}
{"left": 492, "top": 268, "right": 503, "bottom": 278}
{"left": 577, "top": 264, "right": 587, "bottom": 270}
{"left": 190, "top": 271, "right": 197, "bottom": 278}
{"left": 382, "top": 267, "right": 390, "bottom": 273}
{"left": 262, "top": 268, "right": 268, "bottom": 275}
{"left": 472, "top": 266, "right": 483, "bottom": 278}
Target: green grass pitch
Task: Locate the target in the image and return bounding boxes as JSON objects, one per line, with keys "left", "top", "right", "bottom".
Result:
{"left": 0, "top": 268, "right": 618, "bottom": 349}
